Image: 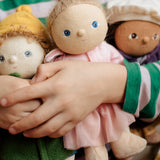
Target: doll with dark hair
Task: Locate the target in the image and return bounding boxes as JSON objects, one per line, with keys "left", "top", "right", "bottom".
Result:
{"left": 106, "top": 0, "right": 160, "bottom": 145}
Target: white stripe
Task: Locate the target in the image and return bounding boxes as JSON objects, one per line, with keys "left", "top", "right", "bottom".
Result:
{"left": 153, "top": 63, "right": 160, "bottom": 120}
{"left": 155, "top": 92, "right": 160, "bottom": 118}
{"left": 154, "top": 62, "right": 160, "bottom": 70}
{"left": 135, "top": 66, "right": 151, "bottom": 117}
{"left": 154, "top": 63, "right": 160, "bottom": 121}
{"left": 98, "top": 0, "right": 111, "bottom": 3}
{"left": 139, "top": 63, "right": 160, "bottom": 122}
{"left": 30, "top": 1, "right": 56, "bottom": 18}
{"left": 0, "top": 1, "right": 56, "bottom": 21}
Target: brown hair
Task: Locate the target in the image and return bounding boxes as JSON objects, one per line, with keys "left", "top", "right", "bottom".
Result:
{"left": 0, "top": 28, "right": 52, "bottom": 54}
{"left": 48, "top": 0, "right": 105, "bottom": 34}
{"left": 105, "top": 21, "right": 124, "bottom": 48}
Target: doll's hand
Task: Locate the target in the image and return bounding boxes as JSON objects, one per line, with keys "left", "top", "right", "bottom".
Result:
{"left": 0, "top": 75, "right": 40, "bottom": 130}
{"left": 0, "top": 61, "right": 127, "bottom": 138}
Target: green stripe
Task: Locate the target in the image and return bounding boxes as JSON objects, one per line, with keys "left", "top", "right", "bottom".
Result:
{"left": 39, "top": 17, "right": 47, "bottom": 26}
{"left": 37, "top": 139, "right": 49, "bottom": 160}
{"left": 140, "top": 63, "right": 160, "bottom": 118}
{"left": 0, "top": 0, "right": 52, "bottom": 11}
{"left": 102, "top": 2, "right": 107, "bottom": 7}
{"left": 156, "top": 61, "right": 160, "bottom": 65}
{"left": 123, "top": 59, "right": 141, "bottom": 114}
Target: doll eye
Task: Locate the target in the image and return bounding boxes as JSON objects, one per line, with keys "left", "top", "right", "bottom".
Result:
{"left": 92, "top": 21, "right": 99, "bottom": 28}
{"left": 152, "top": 34, "right": 159, "bottom": 40}
{"left": 0, "top": 55, "right": 5, "bottom": 62}
{"left": 64, "top": 30, "right": 71, "bottom": 37}
{"left": 24, "top": 51, "right": 32, "bottom": 57}
{"left": 129, "top": 33, "right": 138, "bottom": 39}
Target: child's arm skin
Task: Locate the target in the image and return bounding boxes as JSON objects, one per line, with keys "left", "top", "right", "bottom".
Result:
{"left": 0, "top": 75, "right": 41, "bottom": 130}
{"left": 0, "top": 61, "right": 127, "bottom": 138}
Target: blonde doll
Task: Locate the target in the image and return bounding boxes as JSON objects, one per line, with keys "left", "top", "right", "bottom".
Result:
{"left": 43, "top": 0, "right": 147, "bottom": 159}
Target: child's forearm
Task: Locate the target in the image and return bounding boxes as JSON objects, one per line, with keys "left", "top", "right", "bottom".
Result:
{"left": 98, "top": 62, "right": 127, "bottom": 103}
{"left": 0, "top": 61, "right": 127, "bottom": 137}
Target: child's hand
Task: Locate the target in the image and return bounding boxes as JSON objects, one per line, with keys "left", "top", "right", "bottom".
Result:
{"left": 0, "top": 61, "right": 127, "bottom": 138}
{"left": 31, "top": 63, "right": 59, "bottom": 83}
{"left": 0, "top": 100, "right": 40, "bottom": 130}
{"left": 0, "top": 75, "right": 40, "bottom": 130}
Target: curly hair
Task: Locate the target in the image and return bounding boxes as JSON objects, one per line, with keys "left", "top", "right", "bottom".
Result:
{"left": 0, "top": 26, "right": 52, "bottom": 54}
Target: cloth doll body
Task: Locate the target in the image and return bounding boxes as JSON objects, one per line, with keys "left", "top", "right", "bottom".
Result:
{"left": 115, "top": 20, "right": 160, "bottom": 145}
{"left": 0, "top": 5, "right": 74, "bottom": 160}
{"left": 106, "top": 0, "right": 160, "bottom": 146}
{"left": 45, "top": 41, "right": 135, "bottom": 147}
{"left": 47, "top": 0, "right": 147, "bottom": 159}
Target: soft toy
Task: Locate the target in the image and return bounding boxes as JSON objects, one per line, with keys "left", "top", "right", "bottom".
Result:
{"left": 0, "top": 5, "right": 74, "bottom": 160}
{"left": 44, "top": 0, "right": 147, "bottom": 159}
{"left": 106, "top": 0, "right": 160, "bottom": 145}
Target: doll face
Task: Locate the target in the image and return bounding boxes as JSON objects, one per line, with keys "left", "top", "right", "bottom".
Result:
{"left": 51, "top": 4, "right": 107, "bottom": 54}
{"left": 115, "top": 20, "right": 160, "bottom": 56}
{"left": 0, "top": 36, "right": 45, "bottom": 78}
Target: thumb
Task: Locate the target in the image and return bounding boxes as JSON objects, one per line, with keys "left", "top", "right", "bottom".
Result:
{"left": 31, "top": 62, "right": 64, "bottom": 84}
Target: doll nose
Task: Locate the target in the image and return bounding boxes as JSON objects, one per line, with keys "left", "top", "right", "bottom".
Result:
{"left": 8, "top": 56, "right": 17, "bottom": 64}
{"left": 77, "top": 29, "right": 85, "bottom": 37}
{"left": 142, "top": 37, "right": 150, "bottom": 44}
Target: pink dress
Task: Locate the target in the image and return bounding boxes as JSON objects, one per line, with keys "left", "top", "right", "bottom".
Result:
{"left": 45, "top": 41, "right": 135, "bottom": 150}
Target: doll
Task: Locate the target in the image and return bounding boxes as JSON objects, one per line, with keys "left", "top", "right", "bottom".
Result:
{"left": 0, "top": 5, "right": 74, "bottom": 160}
{"left": 44, "top": 0, "right": 147, "bottom": 159}
{"left": 106, "top": 0, "right": 160, "bottom": 145}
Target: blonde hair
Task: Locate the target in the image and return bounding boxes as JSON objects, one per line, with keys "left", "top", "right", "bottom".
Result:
{"left": 48, "top": 0, "right": 105, "bottom": 34}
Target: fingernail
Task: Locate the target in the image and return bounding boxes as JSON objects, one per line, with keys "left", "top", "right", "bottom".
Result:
{"left": 9, "top": 127, "right": 17, "bottom": 134}
{"left": 0, "top": 98, "right": 7, "bottom": 106}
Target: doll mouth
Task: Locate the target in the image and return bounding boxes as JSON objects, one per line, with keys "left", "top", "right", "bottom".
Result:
{"left": 13, "top": 66, "right": 17, "bottom": 69}
{"left": 82, "top": 39, "right": 87, "bottom": 42}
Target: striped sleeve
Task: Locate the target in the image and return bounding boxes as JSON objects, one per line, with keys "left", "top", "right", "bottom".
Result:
{"left": 123, "top": 59, "right": 160, "bottom": 122}
{"left": 0, "top": 0, "right": 57, "bottom": 25}
{"left": 0, "top": 0, "right": 107, "bottom": 25}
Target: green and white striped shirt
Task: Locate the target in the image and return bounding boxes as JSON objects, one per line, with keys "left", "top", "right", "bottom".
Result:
{"left": 123, "top": 60, "right": 160, "bottom": 122}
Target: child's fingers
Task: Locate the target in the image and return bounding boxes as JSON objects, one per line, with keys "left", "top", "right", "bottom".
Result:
{"left": 49, "top": 121, "right": 75, "bottom": 138}
{"left": 8, "top": 100, "right": 61, "bottom": 134}
{"left": 0, "top": 82, "right": 48, "bottom": 107}
{"left": 23, "top": 112, "right": 70, "bottom": 138}
{"left": 31, "top": 62, "right": 63, "bottom": 84}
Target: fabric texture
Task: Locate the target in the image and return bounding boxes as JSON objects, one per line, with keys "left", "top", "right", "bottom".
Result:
{"left": 119, "top": 43, "right": 160, "bottom": 65}
{"left": 0, "top": 129, "right": 73, "bottom": 160}
{"left": 0, "top": 5, "right": 49, "bottom": 40}
{"left": 45, "top": 41, "right": 135, "bottom": 150}
{"left": 106, "top": 0, "right": 160, "bottom": 25}
{"left": 123, "top": 59, "right": 160, "bottom": 122}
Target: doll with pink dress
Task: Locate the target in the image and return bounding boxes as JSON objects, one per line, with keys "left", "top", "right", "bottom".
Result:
{"left": 44, "top": 0, "right": 147, "bottom": 159}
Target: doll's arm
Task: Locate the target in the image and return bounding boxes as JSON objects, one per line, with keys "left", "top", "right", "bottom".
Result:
{"left": 122, "top": 60, "right": 160, "bottom": 122}
{"left": 0, "top": 61, "right": 127, "bottom": 137}
{"left": 0, "top": 75, "right": 40, "bottom": 130}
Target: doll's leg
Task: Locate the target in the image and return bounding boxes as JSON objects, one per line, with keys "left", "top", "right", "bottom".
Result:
{"left": 84, "top": 145, "right": 108, "bottom": 160}
{"left": 143, "top": 117, "right": 160, "bottom": 144}
{"left": 110, "top": 127, "right": 147, "bottom": 159}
